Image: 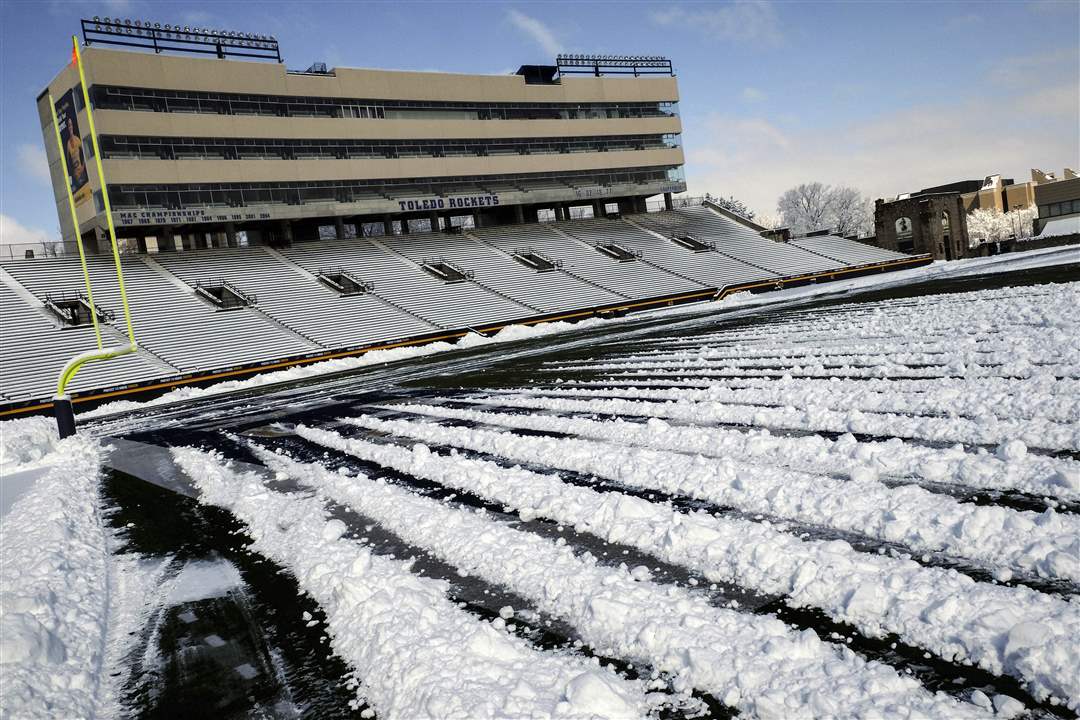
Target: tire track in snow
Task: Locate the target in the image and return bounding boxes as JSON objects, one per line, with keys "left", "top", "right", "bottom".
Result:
{"left": 452, "top": 395, "right": 1080, "bottom": 582}
{"left": 251, "top": 444, "right": 994, "bottom": 720}
{"left": 556, "top": 377, "right": 1080, "bottom": 425}
{"left": 171, "top": 447, "right": 658, "bottom": 720}
{"left": 296, "top": 416, "right": 1080, "bottom": 712}
{"left": 466, "top": 392, "right": 1080, "bottom": 460}
{"left": 409, "top": 410, "right": 1078, "bottom": 516}
{"left": 498, "top": 386, "right": 1080, "bottom": 452}
{"left": 385, "top": 402, "right": 1080, "bottom": 547}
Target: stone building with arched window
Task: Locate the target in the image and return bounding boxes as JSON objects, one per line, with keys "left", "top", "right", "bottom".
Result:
{"left": 873, "top": 193, "right": 968, "bottom": 260}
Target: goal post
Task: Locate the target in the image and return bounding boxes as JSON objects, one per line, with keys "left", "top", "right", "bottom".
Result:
{"left": 52, "top": 36, "right": 138, "bottom": 437}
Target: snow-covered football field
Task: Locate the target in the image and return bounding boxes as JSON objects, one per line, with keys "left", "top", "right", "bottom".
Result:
{"left": 2, "top": 255, "right": 1079, "bottom": 719}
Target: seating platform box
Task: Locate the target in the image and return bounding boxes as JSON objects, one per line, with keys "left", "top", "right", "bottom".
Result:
{"left": 44, "top": 290, "right": 114, "bottom": 327}
{"left": 194, "top": 278, "right": 257, "bottom": 310}
{"left": 671, "top": 233, "right": 716, "bottom": 253}
{"left": 421, "top": 258, "right": 474, "bottom": 283}
{"left": 511, "top": 248, "right": 562, "bottom": 273}
{"left": 594, "top": 243, "right": 642, "bottom": 262}
{"left": 317, "top": 268, "right": 374, "bottom": 296}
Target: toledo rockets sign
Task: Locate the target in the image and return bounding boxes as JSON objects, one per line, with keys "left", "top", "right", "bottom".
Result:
{"left": 398, "top": 194, "right": 499, "bottom": 212}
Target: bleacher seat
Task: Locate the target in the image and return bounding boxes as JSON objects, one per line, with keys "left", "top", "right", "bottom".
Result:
{"left": 0, "top": 204, "right": 922, "bottom": 409}
{"left": 3, "top": 254, "right": 313, "bottom": 374}
{"left": 154, "top": 247, "right": 436, "bottom": 348}
{"left": 788, "top": 236, "right": 910, "bottom": 265}
{"left": 278, "top": 237, "right": 531, "bottom": 329}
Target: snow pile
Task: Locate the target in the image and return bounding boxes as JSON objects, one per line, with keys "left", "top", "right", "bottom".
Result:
{"left": 483, "top": 385, "right": 1080, "bottom": 455}
{"left": 0, "top": 416, "right": 58, "bottom": 474}
{"left": 172, "top": 447, "right": 651, "bottom": 719}
{"left": 454, "top": 394, "right": 1080, "bottom": 583}
{"left": 256, "top": 444, "right": 988, "bottom": 718}
{"left": 392, "top": 402, "right": 1080, "bottom": 505}
{"left": 302, "top": 419, "right": 1080, "bottom": 708}
{"left": 0, "top": 435, "right": 111, "bottom": 719}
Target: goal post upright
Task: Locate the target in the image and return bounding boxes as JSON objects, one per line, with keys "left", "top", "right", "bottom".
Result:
{"left": 52, "top": 35, "right": 139, "bottom": 437}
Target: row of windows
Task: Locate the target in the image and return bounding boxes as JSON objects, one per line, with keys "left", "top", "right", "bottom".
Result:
{"left": 92, "top": 85, "right": 679, "bottom": 121}
{"left": 99, "top": 133, "right": 681, "bottom": 162}
{"left": 1039, "top": 200, "right": 1080, "bottom": 217}
{"left": 106, "top": 166, "right": 684, "bottom": 212}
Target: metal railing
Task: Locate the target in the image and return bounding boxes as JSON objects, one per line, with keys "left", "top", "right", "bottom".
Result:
{"left": 421, "top": 257, "right": 475, "bottom": 282}
{"left": 316, "top": 267, "right": 374, "bottom": 294}
{"left": 193, "top": 278, "right": 257, "bottom": 308}
{"left": 512, "top": 247, "right": 563, "bottom": 271}
{"left": 592, "top": 243, "right": 643, "bottom": 261}
{"left": 43, "top": 290, "right": 116, "bottom": 325}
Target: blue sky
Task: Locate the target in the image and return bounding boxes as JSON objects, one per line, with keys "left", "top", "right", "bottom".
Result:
{"left": 2, "top": 0, "right": 1077, "bottom": 241}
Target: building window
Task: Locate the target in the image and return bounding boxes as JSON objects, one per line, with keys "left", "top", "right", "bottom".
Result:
{"left": 895, "top": 217, "right": 913, "bottom": 238}
{"left": 940, "top": 211, "right": 950, "bottom": 229}
{"left": 84, "top": 137, "right": 94, "bottom": 158}
{"left": 93, "top": 190, "right": 104, "bottom": 213}
{"left": 73, "top": 85, "right": 85, "bottom": 111}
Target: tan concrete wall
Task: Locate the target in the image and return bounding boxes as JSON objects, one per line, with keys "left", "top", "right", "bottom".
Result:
{"left": 961, "top": 183, "right": 1040, "bottom": 213}
{"left": 103, "top": 148, "right": 685, "bottom": 185}
{"left": 1034, "top": 177, "right": 1080, "bottom": 205}
{"left": 71, "top": 48, "right": 680, "bottom": 103}
{"left": 38, "top": 47, "right": 683, "bottom": 241}
{"left": 1003, "top": 183, "right": 1035, "bottom": 210}
{"left": 91, "top": 109, "right": 682, "bottom": 140}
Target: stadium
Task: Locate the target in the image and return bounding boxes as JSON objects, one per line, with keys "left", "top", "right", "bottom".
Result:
{"left": 0, "top": 17, "right": 927, "bottom": 418}
{"left": 2, "top": 11, "right": 1079, "bottom": 720}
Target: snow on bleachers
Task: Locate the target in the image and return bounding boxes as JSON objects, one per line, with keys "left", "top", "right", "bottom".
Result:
{"left": 383, "top": 232, "right": 622, "bottom": 314}
{"left": 667, "top": 207, "right": 845, "bottom": 276}
{"left": 154, "top": 247, "right": 433, "bottom": 349}
{"left": 0, "top": 282, "right": 164, "bottom": 402}
{"left": 557, "top": 221, "right": 751, "bottom": 293}
{"left": 548, "top": 219, "right": 709, "bottom": 297}
{"left": 0, "top": 204, "right": 921, "bottom": 407}
{"left": 789, "top": 236, "right": 911, "bottom": 265}
{"left": 615, "top": 218, "right": 779, "bottom": 288}
{"left": 279, "top": 238, "right": 530, "bottom": 329}
{"left": 2, "top": 255, "right": 311, "bottom": 374}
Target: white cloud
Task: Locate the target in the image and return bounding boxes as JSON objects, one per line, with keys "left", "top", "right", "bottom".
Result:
{"left": 683, "top": 77, "right": 1079, "bottom": 218}
{"left": 741, "top": 87, "right": 766, "bottom": 103}
{"left": 0, "top": 215, "right": 54, "bottom": 247}
{"left": 506, "top": 9, "right": 563, "bottom": 56}
{"left": 651, "top": 1, "right": 783, "bottom": 46}
{"left": 988, "top": 46, "right": 1079, "bottom": 89}
{"left": 16, "top": 144, "right": 51, "bottom": 185}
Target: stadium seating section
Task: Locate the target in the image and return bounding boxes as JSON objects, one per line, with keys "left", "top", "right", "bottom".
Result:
{"left": 0, "top": 206, "right": 916, "bottom": 407}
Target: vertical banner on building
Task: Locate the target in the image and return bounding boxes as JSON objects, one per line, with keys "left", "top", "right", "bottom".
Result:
{"left": 54, "top": 89, "right": 91, "bottom": 206}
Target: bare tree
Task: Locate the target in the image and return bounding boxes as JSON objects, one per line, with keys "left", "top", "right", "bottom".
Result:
{"left": 777, "top": 182, "right": 833, "bottom": 235}
{"left": 777, "top": 182, "right": 872, "bottom": 237}
{"left": 829, "top": 187, "right": 874, "bottom": 237}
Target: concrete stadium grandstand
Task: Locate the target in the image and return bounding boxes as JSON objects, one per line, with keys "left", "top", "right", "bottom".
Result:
{"left": 0, "top": 17, "right": 927, "bottom": 416}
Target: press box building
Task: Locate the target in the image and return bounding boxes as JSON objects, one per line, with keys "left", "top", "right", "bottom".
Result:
{"left": 37, "top": 19, "right": 686, "bottom": 252}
